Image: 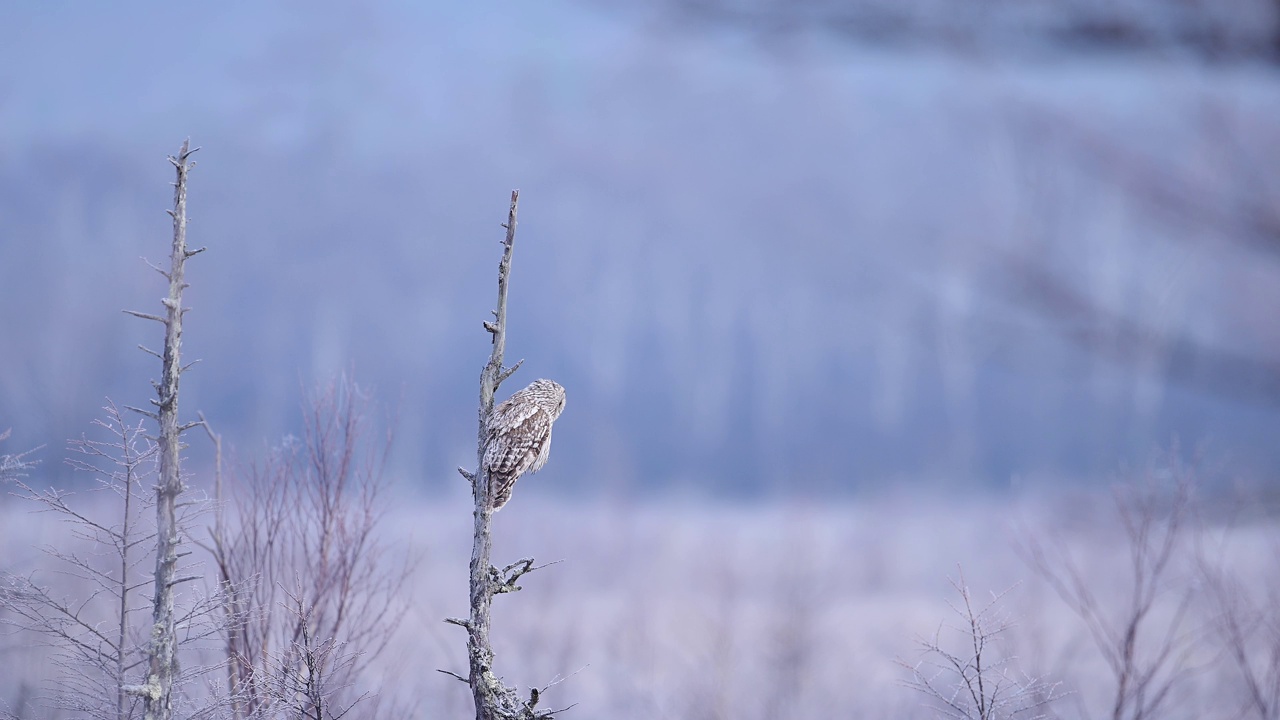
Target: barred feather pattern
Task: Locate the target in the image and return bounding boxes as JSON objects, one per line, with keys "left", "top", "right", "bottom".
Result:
{"left": 483, "top": 378, "right": 566, "bottom": 510}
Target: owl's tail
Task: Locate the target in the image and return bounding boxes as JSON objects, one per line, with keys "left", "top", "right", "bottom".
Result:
{"left": 491, "top": 476, "right": 515, "bottom": 511}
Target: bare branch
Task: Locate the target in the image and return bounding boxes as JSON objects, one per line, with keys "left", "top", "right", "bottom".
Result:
{"left": 208, "top": 374, "right": 408, "bottom": 719}
{"left": 124, "top": 406, "right": 160, "bottom": 422}
{"left": 142, "top": 256, "right": 172, "bottom": 280}
{"left": 438, "top": 669, "right": 470, "bottom": 683}
{"left": 123, "top": 309, "right": 167, "bottom": 324}
{"left": 902, "top": 568, "right": 1064, "bottom": 720}
{"left": 539, "top": 666, "right": 587, "bottom": 694}
{"left": 496, "top": 359, "right": 524, "bottom": 387}
{"left": 0, "top": 433, "right": 40, "bottom": 483}
{"left": 1017, "top": 450, "right": 1197, "bottom": 720}
{"left": 0, "top": 399, "right": 227, "bottom": 719}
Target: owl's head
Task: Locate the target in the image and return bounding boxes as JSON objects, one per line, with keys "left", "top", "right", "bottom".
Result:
{"left": 528, "top": 378, "right": 566, "bottom": 419}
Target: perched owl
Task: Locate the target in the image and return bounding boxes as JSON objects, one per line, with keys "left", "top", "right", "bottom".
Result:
{"left": 483, "top": 378, "right": 566, "bottom": 510}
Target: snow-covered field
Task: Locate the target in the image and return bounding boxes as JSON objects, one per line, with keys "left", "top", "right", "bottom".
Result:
{"left": 3, "top": 485, "right": 1273, "bottom": 719}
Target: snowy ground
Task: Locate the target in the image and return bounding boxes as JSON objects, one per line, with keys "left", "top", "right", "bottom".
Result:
{"left": 2, "top": 486, "right": 1273, "bottom": 719}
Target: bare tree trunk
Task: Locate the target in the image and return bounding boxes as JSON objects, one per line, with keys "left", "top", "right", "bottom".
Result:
{"left": 446, "top": 191, "right": 563, "bottom": 720}
{"left": 196, "top": 414, "right": 240, "bottom": 719}
{"left": 116, "top": 421, "right": 138, "bottom": 720}
{"left": 124, "top": 140, "right": 206, "bottom": 720}
{"left": 469, "top": 190, "right": 518, "bottom": 720}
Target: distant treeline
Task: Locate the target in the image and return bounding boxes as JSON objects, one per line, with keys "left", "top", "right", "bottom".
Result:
{"left": 606, "top": 0, "right": 1280, "bottom": 62}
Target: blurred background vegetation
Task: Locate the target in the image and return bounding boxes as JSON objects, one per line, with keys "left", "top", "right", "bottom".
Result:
{"left": 1, "top": 0, "right": 1277, "bottom": 498}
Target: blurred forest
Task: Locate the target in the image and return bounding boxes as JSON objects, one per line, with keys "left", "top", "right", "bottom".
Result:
{"left": 1, "top": 1, "right": 1278, "bottom": 496}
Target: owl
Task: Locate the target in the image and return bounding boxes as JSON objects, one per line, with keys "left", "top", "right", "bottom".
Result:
{"left": 483, "top": 378, "right": 566, "bottom": 510}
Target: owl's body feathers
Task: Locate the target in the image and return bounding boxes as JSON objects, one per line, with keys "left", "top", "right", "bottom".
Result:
{"left": 482, "top": 378, "right": 565, "bottom": 510}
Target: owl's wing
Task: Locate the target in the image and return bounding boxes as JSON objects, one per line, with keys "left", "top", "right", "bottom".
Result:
{"left": 529, "top": 425, "right": 553, "bottom": 474}
{"left": 483, "top": 403, "right": 552, "bottom": 480}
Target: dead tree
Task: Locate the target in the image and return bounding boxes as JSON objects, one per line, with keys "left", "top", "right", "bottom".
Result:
{"left": 445, "top": 191, "right": 569, "bottom": 720}
{"left": 902, "top": 570, "right": 1063, "bottom": 720}
{"left": 1197, "top": 508, "right": 1280, "bottom": 720}
{"left": 0, "top": 404, "right": 155, "bottom": 720}
{"left": 207, "top": 376, "right": 406, "bottom": 720}
{"left": 1019, "top": 458, "right": 1197, "bottom": 720}
{"left": 0, "top": 141, "right": 224, "bottom": 720}
{"left": 1201, "top": 558, "right": 1280, "bottom": 720}
{"left": 122, "top": 139, "right": 206, "bottom": 720}
{"left": 267, "top": 582, "right": 370, "bottom": 720}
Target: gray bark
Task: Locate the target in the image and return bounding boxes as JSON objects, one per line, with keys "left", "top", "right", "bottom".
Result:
{"left": 451, "top": 191, "right": 560, "bottom": 720}
{"left": 124, "top": 139, "right": 205, "bottom": 720}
